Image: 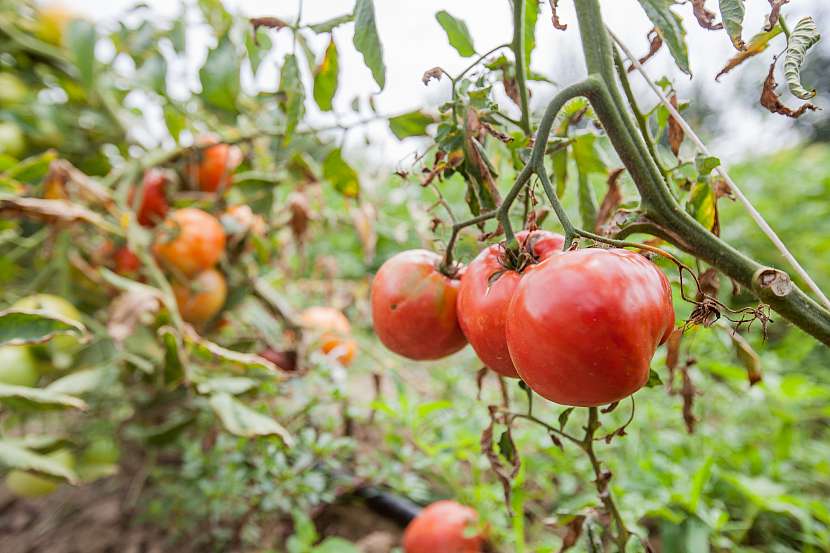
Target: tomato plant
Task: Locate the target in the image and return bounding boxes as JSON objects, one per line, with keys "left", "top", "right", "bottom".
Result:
{"left": 152, "top": 208, "right": 226, "bottom": 277}
{"left": 186, "top": 139, "right": 243, "bottom": 193}
{"left": 134, "top": 169, "right": 170, "bottom": 227}
{"left": 172, "top": 268, "right": 228, "bottom": 327}
{"left": 402, "top": 500, "right": 484, "bottom": 553}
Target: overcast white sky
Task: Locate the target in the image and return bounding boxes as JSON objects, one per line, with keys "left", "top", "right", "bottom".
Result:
{"left": 63, "top": 0, "right": 825, "bottom": 167}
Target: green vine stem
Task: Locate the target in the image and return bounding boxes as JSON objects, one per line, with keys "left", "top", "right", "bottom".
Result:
{"left": 511, "top": 0, "right": 531, "bottom": 134}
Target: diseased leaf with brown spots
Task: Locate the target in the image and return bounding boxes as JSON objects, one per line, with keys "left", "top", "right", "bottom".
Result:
{"left": 760, "top": 61, "right": 818, "bottom": 119}
{"left": 691, "top": 0, "right": 723, "bottom": 30}
{"left": 716, "top": 26, "right": 782, "bottom": 81}
{"left": 627, "top": 28, "right": 663, "bottom": 73}
{"left": 668, "top": 93, "right": 685, "bottom": 156}
{"left": 594, "top": 168, "right": 624, "bottom": 234}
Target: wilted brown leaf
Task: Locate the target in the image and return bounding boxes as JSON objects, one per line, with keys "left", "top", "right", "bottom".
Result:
{"left": 549, "top": 0, "right": 567, "bottom": 31}
{"left": 698, "top": 267, "right": 721, "bottom": 299}
{"left": 665, "top": 329, "right": 682, "bottom": 372}
{"left": 627, "top": 28, "right": 663, "bottom": 73}
{"left": 250, "top": 16, "right": 289, "bottom": 32}
{"left": 712, "top": 177, "right": 736, "bottom": 200}
{"left": 287, "top": 191, "right": 311, "bottom": 241}
{"left": 594, "top": 168, "right": 624, "bottom": 234}
{"left": 0, "top": 196, "right": 119, "bottom": 233}
{"left": 760, "top": 61, "right": 819, "bottom": 118}
{"left": 681, "top": 360, "right": 697, "bottom": 434}
{"left": 464, "top": 109, "right": 502, "bottom": 208}
{"left": 422, "top": 66, "right": 444, "bottom": 86}
{"left": 765, "top": 0, "right": 790, "bottom": 31}
{"left": 690, "top": 0, "right": 723, "bottom": 30}
{"left": 108, "top": 289, "right": 162, "bottom": 343}
{"left": 716, "top": 28, "right": 783, "bottom": 81}
{"left": 503, "top": 76, "right": 520, "bottom": 106}
{"left": 558, "top": 515, "right": 586, "bottom": 552}
{"left": 351, "top": 202, "right": 377, "bottom": 262}
{"left": 668, "top": 93, "right": 685, "bottom": 156}
{"left": 481, "top": 406, "right": 520, "bottom": 514}
{"left": 730, "top": 331, "right": 763, "bottom": 385}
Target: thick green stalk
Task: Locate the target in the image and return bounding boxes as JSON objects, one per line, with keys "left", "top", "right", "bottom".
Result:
{"left": 511, "top": 0, "right": 531, "bottom": 134}
{"left": 571, "top": 0, "right": 830, "bottom": 344}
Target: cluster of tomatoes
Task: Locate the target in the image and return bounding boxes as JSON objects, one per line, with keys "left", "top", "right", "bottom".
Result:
{"left": 371, "top": 230, "right": 675, "bottom": 407}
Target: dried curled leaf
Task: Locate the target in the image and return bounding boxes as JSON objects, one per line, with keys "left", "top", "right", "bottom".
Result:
{"left": 765, "top": 0, "right": 790, "bottom": 32}
{"left": 0, "top": 195, "right": 119, "bottom": 233}
{"left": 422, "top": 66, "right": 443, "bottom": 86}
{"left": 784, "top": 17, "right": 821, "bottom": 100}
{"left": 549, "top": 0, "right": 567, "bottom": 31}
{"left": 760, "top": 61, "right": 818, "bottom": 119}
{"left": 627, "top": 28, "right": 663, "bottom": 73}
{"left": 716, "top": 26, "right": 782, "bottom": 81}
{"left": 668, "top": 93, "right": 685, "bottom": 156}
{"left": 594, "top": 168, "right": 624, "bottom": 234}
{"left": 691, "top": 0, "right": 723, "bottom": 30}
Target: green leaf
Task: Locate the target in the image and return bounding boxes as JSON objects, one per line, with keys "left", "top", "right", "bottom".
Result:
{"left": 572, "top": 134, "right": 605, "bottom": 174}
{"left": 209, "top": 393, "right": 294, "bottom": 445}
{"left": 687, "top": 454, "right": 715, "bottom": 512}
{"left": 66, "top": 19, "right": 97, "bottom": 90}
{"left": 159, "top": 326, "right": 185, "bottom": 386}
{"left": 646, "top": 369, "right": 663, "bottom": 387}
{"left": 577, "top": 169, "right": 597, "bottom": 230}
{"left": 279, "top": 54, "right": 305, "bottom": 142}
{"left": 524, "top": 0, "right": 539, "bottom": 67}
{"left": 435, "top": 10, "right": 476, "bottom": 58}
{"left": 695, "top": 154, "right": 721, "bottom": 176}
{"left": 388, "top": 111, "right": 435, "bottom": 139}
{"left": 313, "top": 38, "right": 339, "bottom": 112}
{"left": 163, "top": 105, "right": 186, "bottom": 142}
{"left": 323, "top": 148, "right": 360, "bottom": 198}
{"left": 718, "top": 0, "right": 745, "bottom": 50}
{"left": 558, "top": 407, "right": 575, "bottom": 430}
{"left": 308, "top": 14, "right": 354, "bottom": 34}
{"left": 196, "top": 376, "right": 259, "bottom": 395}
{"left": 314, "top": 538, "right": 361, "bottom": 553}
{"left": 784, "top": 17, "right": 821, "bottom": 100}
{"left": 199, "top": 38, "right": 240, "bottom": 112}
{"left": 552, "top": 147, "right": 568, "bottom": 197}
{"left": 0, "top": 383, "right": 87, "bottom": 410}
{"left": 0, "top": 309, "right": 87, "bottom": 347}
{"left": 0, "top": 440, "right": 77, "bottom": 483}
{"left": 637, "top": 0, "right": 691, "bottom": 75}
{"left": 47, "top": 368, "right": 108, "bottom": 396}
{"left": 137, "top": 52, "right": 167, "bottom": 95}
{"left": 180, "top": 328, "right": 278, "bottom": 373}
{"left": 245, "top": 28, "right": 272, "bottom": 76}
{"left": 353, "top": 0, "right": 386, "bottom": 90}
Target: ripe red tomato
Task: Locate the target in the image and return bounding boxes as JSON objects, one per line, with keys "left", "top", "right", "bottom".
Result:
{"left": 371, "top": 250, "right": 466, "bottom": 360}
{"left": 172, "top": 268, "right": 227, "bottom": 326}
{"left": 153, "top": 208, "right": 226, "bottom": 277}
{"left": 300, "top": 306, "right": 357, "bottom": 366}
{"left": 188, "top": 139, "right": 243, "bottom": 193}
{"left": 113, "top": 246, "right": 141, "bottom": 276}
{"left": 135, "top": 169, "right": 169, "bottom": 227}
{"left": 506, "top": 248, "right": 675, "bottom": 407}
{"left": 457, "top": 230, "right": 564, "bottom": 377}
{"left": 403, "top": 500, "right": 484, "bottom": 553}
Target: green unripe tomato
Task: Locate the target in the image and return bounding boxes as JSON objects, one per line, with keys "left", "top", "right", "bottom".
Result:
{"left": 13, "top": 294, "right": 83, "bottom": 369}
{"left": 0, "top": 122, "right": 25, "bottom": 158}
{"left": 5, "top": 449, "right": 74, "bottom": 498}
{"left": 0, "top": 345, "right": 39, "bottom": 387}
{"left": 0, "top": 73, "right": 28, "bottom": 106}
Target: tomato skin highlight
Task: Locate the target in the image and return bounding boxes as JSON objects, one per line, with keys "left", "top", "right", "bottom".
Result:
{"left": 153, "top": 208, "right": 226, "bottom": 277}
{"left": 135, "top": 169, "right": 169, "bottom": 227}
{"left": 403, "top": 500, "right": 484, "bottom": 553}
{"left": 506, "top": 248, "right": 675, "bottom": 407}
{"left": 300, "top": 306, "right": 357, "bottom": 366}
{"left": 457, "top": 230, "right": 564, "bottom": 377}
{"left": 371, "top": 250, "right": 467, "bottom": 361}
{"left": 172, "top": 268, "right": 227, "bottom": 326}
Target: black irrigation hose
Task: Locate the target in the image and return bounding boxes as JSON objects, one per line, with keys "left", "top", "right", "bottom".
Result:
{"left": 353, "top": 486, "right": 423, "bottom": 527}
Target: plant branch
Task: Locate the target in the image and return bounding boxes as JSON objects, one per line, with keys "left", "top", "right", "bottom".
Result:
{"left": 441, "top": 210, "right": 499, "bottom": 272}
{"left": 511, "top": 0, "right": 532, "bottom": 134}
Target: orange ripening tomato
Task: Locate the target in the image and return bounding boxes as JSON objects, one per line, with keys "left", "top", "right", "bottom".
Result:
{"left": 506, "top": 248, "right": 675, "bottom": 407}
{"left": 153, "top": 208, "right": 226, "bottom": 277}
{"left": 371, "top": 250, "right": 466, "bottom": 360}
{"left": 300, "top": 307, "right": 357, "bottom": 366}
{"left": 403, "top": 500, "right": 484, "bottom": 553}
{"left": 172, "top": 268, "right": 227, "bottom": 326}
{"left": 188, "top": 139, "right": 243, "bottom": 193}
{"left": 457, "top": 230, "right": 564, "bottom": 377}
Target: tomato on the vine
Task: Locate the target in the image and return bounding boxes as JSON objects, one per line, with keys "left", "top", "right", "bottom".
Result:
{"left": 134, "top": 169, "right": 169, "bottom": 227}
{"left": 187, "top": 138, "right": 243, "bottom": 193}
{"left": 0, "top": 345, "right": 39, "bottom": 387}
{"left": 153, "top": 208, "right": 226, "bottom": 277}
{"left": 113, "top": 246, "right": 141, "bottom": 276}
{"left": 506, "top": 248, "right": 675, "bottom": 407}
{"left": 371, "top": 250, "right": 466, "bottom": 360}
{"left": 5, "top": 449, "right": 74, "bottom": 498}
{"left": 402, "top": 500, "right": 484, "bottom": 553}
{"left": 300, "top": 306, "right": 357, "bottom": 366}
{"left": 457, "top": 230, "right": 564, "bottom": 377}
{"left": 172, "top": 268, "right": 227, "bottom": 326}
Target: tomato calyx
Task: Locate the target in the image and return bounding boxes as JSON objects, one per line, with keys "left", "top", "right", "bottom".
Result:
{"left": 491, "top": 233, "right": 548, "bottom": 284}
